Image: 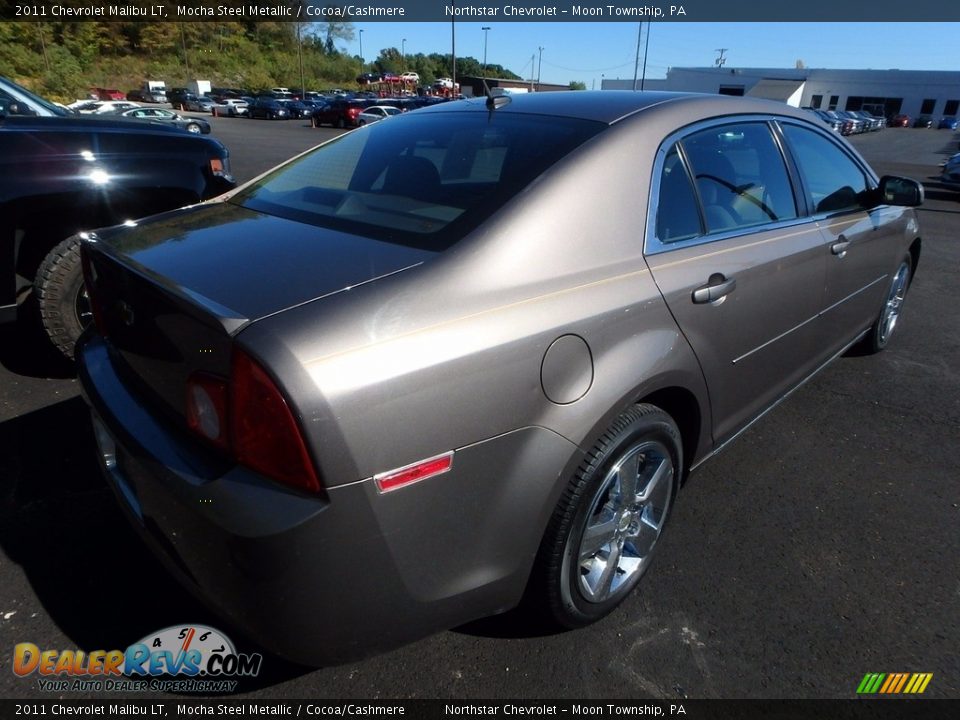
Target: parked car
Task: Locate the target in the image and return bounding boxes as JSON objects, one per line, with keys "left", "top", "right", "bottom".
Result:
{"left": 356, "top": 73, "right": 382, "bottom": 85}
{"left": 184, "top": 95, "right": 216, "bottom": 113}
{"left": 435, "top": 77, "right": 454, "bottom": 89}
{"left": 167, "top": 88, "right": 191, "bottom": 109}
{"left": 400, "top": 72, "right": 420, "bottom": 84}
{"left": 851, "top": 110, "right": 885, "bottom": 131}
{"left": 913, "top": 115, "right": 934, "bottom": 128}
{"left": 248, "top": 97, "right": 290, "bottom": 120}
{"left": 73, "top": 100, "right": 141, "bottom": 115}
{"left": 889, "top": 114, "right": 911, "bottom": 127}
{"left": 118, "top": 107, "right": 211, "bottom": 134}
{"left": 937, "top": 116, "right": 959, "bottom": 130}
{"left": 91, "top": 87, "right": 125, "bottom": 101}
{"left": 311, "top": 98, "right": 368, "bottom": 128}
{"left": 357, "top": 105, "right": 403, "bottom": 125}
{"left": 212, "top": 98, "right": 249, "bottom": 117}
{"left": 77, "top": 92, "right": 922, "bottom": 665}
{"left": 281, "top": 100, "right": 314, "bottom": 119}
{"left": 804, "top": 108, "right": 842, "bottom": 133}
{"left": 0, "top": 75, "right": 234, "bottom": 354}
{"left": 126, "top": 88, "right": 167, "bottom": 104}
{"left": 940, "top": 152, "right": 960, "bottom": 188}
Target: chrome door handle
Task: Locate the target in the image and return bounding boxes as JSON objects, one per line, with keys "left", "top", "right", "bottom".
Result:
{"left": 831, "top": 235, "right": 851, "bottom": 256}
{"left": 692, "top": 274, "right": 737, "bottom": 304}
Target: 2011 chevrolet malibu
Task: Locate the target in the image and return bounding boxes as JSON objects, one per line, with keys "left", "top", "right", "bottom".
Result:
{"left": 77, "top": 92, "right": 923, "bottom": 664}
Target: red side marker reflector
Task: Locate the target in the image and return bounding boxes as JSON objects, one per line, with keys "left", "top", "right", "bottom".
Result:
{"left": 375, "top": 452, "right": 454, "bottom": 494}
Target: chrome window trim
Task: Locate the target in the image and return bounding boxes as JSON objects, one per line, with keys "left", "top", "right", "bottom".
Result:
{"left": 645, "top": 114, "right": 814, "bottom": 256}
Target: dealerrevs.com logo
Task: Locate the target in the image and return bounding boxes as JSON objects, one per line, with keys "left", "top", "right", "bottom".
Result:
{"left": 13, "top": 624, "right": 262, "bottom": 693}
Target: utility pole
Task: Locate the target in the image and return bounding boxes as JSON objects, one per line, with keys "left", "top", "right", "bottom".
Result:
{"left": 180, "top": 23, "right": 190, "bottom": 75}
{"left": 451, "top": 2, "right": 457, "bottom": 93}
{"left": 359, "top": 29, "right": 364, "bottom": 72}
{"left": 537, "top": 46, "right": 544, "bottom": 91}
{"left": 297, "top": 21, "right": 305, "bottom": 98}
{"left": 402, "top": 38, "right": 406, "bottom": 68}
{"left": 641, "top": 21, "right": 651, "bottom": 90}
{"left": 37, "top": 23, "right": 50, "bottom": 72}
{"left": 714, "top": 48, "right": 728, "bottom": 68}
{"left": 530, "top": 55, "right": 535, "bottom": 91}
{"left": 632, "top": 23, "right": 642, "bottom": 90}
{"left": 482, "top": 26, "right": 491, "bottom": 75}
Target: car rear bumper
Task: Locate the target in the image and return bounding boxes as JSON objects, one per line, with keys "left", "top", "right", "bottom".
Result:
{"left": 77, "top": 333, "right": 578, "bottom": 664}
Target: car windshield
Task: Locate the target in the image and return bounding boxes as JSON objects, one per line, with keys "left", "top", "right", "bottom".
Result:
{"left": 232, "top": 111, "right": 604, "bottom": 250}
{"left": 0, "top": 76, "right": 72, "bottom": 117}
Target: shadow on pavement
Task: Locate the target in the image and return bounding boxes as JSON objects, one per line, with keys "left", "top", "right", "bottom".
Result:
{"left": 0, "top": 297, "right": 76, "bottom": 380}
{"left": 0, "top": 398, "right": 309, "bottom": 692}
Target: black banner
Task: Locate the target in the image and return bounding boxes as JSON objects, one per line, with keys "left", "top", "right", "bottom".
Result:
{"left": 3, "top": 0, "right": 960, "bottom": 22}
{"left": 1, "top": 700, "right": 958, "bottom": 720}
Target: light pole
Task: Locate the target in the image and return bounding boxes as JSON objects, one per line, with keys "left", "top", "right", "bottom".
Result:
{"left": 359, "top": 29, "right": 364, "bottom": 72}
{"left": 402, "top": 38, "right": 406, "bottom": 68}
{"left": 482, "top": 26, "right": 491, "bottom": 75}
{"left": 537, "top": 46, "right": 544, "bottom": 92}
{"left": 451, "top": 2, "right": 457, "bottom": 93}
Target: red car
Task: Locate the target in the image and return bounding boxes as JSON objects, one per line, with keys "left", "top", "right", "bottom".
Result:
{"left": 91, "top": 87, "right": 125, "bottom": 101}
{"left": 889, "top": 114, "right": 911, "bottom": 127}
{"left": 311, "top": 98, "right": 368, "bottom": 128}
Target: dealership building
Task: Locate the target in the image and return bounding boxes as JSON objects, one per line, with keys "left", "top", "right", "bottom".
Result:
{"left": 602, "top": 67, "right": 960, "bottom": 119}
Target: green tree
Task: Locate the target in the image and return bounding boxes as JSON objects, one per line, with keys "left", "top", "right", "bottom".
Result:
{"left": 569, "top": 81, "right": 587, "bottom": 91}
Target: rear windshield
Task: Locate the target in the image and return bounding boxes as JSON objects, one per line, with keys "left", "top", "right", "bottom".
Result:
{"left": 231, "top": 110, "right": 605, "bottom": 250}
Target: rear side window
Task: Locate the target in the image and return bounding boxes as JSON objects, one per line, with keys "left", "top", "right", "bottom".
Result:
{"left": 680, "top": 122, "right": 798, "bottom": 234}
{"left": 656, "top": 147, "right": 702, "bottom": 243}
{"left": 781, "top": 124, "right": 869, "bottom": 214}
{"left": 233, "top": 111, "right": 604, "bottom": 249}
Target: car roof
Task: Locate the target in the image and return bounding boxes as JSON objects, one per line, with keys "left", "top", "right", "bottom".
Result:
{"left": 414, "top": 91, "right": 816, "bottom": 126}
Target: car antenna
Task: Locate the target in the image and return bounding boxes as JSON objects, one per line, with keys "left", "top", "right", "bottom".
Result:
{"left": 484, "top": 78, "right": 510, "bottom": 110}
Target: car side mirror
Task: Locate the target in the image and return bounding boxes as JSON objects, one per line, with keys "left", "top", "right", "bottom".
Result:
{"left": 878, "top": 176, "right": 924, "bottom": 207}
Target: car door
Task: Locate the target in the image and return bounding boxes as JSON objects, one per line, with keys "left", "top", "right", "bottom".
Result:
{"left": 644, "top": 119, "right": 828, "bottom": 445}
{"left": 778, "top": 122, "right": 909, "bottom": 356}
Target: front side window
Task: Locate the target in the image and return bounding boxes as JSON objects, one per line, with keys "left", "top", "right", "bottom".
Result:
{"left": 781, "top": 124, "right": 870, "bottom": 214}
{"left": 680, "top": 122, "right": 798, "bottom": 234}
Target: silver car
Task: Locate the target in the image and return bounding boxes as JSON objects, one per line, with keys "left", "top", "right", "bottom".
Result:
{"left": 77, "top": 92, "right": 922, "bottom": 664}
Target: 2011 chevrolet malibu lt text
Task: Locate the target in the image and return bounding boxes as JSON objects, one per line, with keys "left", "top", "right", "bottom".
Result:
{"left": 77, "top": 92, "right": 922, "bottom": 664}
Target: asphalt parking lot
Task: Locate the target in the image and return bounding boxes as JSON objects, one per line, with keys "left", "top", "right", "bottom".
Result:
{"left": 0, "top": 115, "right": 958, "bottom": 700}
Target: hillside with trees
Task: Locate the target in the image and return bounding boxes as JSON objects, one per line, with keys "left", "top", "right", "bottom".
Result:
{"left": 0, "top": 21, "right": 522, "bottom": 101}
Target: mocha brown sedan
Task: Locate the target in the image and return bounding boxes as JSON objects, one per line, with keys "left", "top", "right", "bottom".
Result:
{"left": 77, "top": 92, "right": 922, "bottom": 664}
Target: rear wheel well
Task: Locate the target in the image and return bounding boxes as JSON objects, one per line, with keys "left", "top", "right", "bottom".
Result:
{"left": 637, "top": 387, "right": 701, "bottom": 484}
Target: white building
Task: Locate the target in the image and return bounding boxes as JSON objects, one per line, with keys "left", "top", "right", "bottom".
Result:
{"left": 603, "top": 67, "right": 960, "bottom": 118}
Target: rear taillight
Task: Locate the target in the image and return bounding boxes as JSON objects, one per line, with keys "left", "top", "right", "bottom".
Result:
{"left": 184, "top": 350, "right": 322, "bottom": 494}
{"left": 231, "top": 350, "right": 321, "bottom": 494}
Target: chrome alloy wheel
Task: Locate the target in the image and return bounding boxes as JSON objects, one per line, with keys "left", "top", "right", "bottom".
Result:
{"left": 878, "top": 261, "right": 910, "bottom": 346}
{"left": 576, "top": 440, "right": 674, "bottom": 604}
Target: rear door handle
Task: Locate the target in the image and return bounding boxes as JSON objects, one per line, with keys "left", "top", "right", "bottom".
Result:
{"left": 692, "top": 273, "right": 737, "bottom": 304}
{"left": 831, "top": 235, "right": 851, "bottom": 256}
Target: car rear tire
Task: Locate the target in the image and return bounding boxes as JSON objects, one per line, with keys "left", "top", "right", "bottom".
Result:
{"left": 34, "top": 236, "right": 91, "bottom": 360}
{"left": 861, "top": 256, "right": 912, "bottom": 354}
{"left": 358, "top": 120, "right": 366, "bottom": 126}
{"left": 534, "top": 404, "right": 681, "bottom": 628}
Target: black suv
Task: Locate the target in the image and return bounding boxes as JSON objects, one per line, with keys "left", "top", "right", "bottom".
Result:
{"left": 0, "top": 77, "right": 235, "bottom": 356}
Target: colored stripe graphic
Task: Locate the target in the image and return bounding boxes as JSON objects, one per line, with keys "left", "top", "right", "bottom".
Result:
{"left": 857, "top": 672, "right": 932, "bottom": 694}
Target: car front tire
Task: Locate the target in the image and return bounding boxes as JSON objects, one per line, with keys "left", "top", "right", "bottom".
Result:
{"left": 861, "top": 255, "right": 912, "bottom": 354}
{"left": 535, "top": 404, "right": 681, "bottom": 628}
{"left": 34, "top": 237, "right": 91, "bottom": 359}
{"left": 185, "top": 122, "right": 201, "bottom": 134}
